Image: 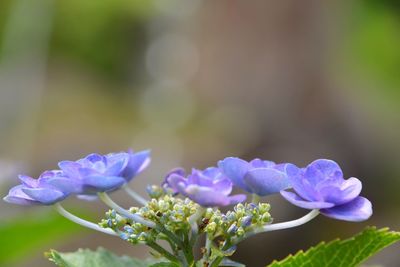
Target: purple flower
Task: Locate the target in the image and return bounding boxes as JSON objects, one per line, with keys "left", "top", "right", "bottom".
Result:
{"left": 161, "top": 167, "right": 186, "bottom": 193}
{"left": 165, "top": 167, "right": 246, "bottom": 207}
{"left": 3, "top": 171, "right": 72, "bottom": 205}
{"left": 218, "top": 157, "right": 296, "bottom": 196}
{"left": 280, "top": 159, "right": 372, "bottom": 222}
{"left": 58, "top": 150, "right": 150, "bottom": 194}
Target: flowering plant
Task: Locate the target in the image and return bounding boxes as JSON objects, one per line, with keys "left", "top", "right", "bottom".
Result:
{"left": 4, "top": 150, "right": 399, "bottom": 267}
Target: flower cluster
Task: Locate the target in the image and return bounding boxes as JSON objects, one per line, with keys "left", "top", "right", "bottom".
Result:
{"left": 3, "top": 148, "right": 374, "bottom": 266}
{"left": 161, "top": 157, "right": 371, "bottom": 222}
{"left": 4, "top": 150, "right": 150, "bottom": 205}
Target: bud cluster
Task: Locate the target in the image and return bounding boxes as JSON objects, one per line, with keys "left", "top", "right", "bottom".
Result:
{"left": 203, "top": 202, "right": 272, "bottom": 246}
{"left": 100, "top": 194, "right": 199, "bottom": 244}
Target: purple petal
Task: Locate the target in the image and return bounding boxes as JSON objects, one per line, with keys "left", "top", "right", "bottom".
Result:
{"left": 3, "top": 185, "right": 39, "bottom": 205}
{"left": 39, "top": 170, "right": 64, "bottom": 179}
{"left": 165, "top": 168, "right": 185, "bottom": 178}
{"left": 227, "top": 194, "right": 247, "bottom": 205}
{"left": 188, "top": 170, "right": 214, "bottom": 187}
{"left": 320, "top": 196, "right": 372, "bottom": 222}
{"left": 202, "top": 167, "right": 224, "bottom": 180}
{"left": 244, "top": 168, "right": 290, "bottom": 196}
{"left": 18, "top": 175, "right": 38, "bottom": 187}
{"left": 85, "top": 153, "right": 105, "bottom": 163}
{"left": 121, "top": 150, "right": 151, "bottom": 181}
{"left": 305, "top": 159, "right": 344, "bottom": 186}
{"left": 104, "top": 153, "right": 129, "bottom": 176}
{"left": 250, "top": 159, "right": 275, "bottom": 168}
{"left": 162, "top": 168, "right": 185, "bottom": 189}
{"left": 218, "top": 157, "right": 251, "bottom": 192}
{"left": 78, "top": 168, "right": 98, "bottom": 177}
{"left": 283, "top": 163, "right": 302, "bottom": 177}
{"left": 212, "top": 178, "right": 233, "bottom": 195}
{"left": 287, "top": 171, "right": 322, "bottom": 201}
{"left": 319, "top": 177, "right": 362, "bottom": 205}
{"left": 280, "top": 190, "right": 335, "bottom": 209}
{"left": 275, "top": 163, "right": 300, "bottom": 176}
{"left": 22, "top": 187, "right": 67, "bottom": 205}
{"left": 166, "top": 174, "right": 187, "bottom": 193}
{"left": 58, "top": 161, "right": 82, "bottom": 178}
{"left": 185, "top": 185, "right": 231, "bottom": 207}
{"left": 81, "top": 175, "right": 126, "bottom": 192}
{"left": 45, "top": 177, "right": 83, "bottom": 194}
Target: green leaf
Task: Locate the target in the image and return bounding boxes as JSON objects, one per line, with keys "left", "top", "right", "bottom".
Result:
{"left": 46, "top": 247, "right": 155, "bottom": 267}
{"left": 267, "top": 227, "right": 400, "bottom": 267}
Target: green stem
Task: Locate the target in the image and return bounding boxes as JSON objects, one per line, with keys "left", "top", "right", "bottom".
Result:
{"left": 156, "top": 225, "right": 185, "bottom": 249}
{"left": 147, "top": 241, "right": 180, "bottom": 264}
{"left": 54, "top": 203, "right": 117, "bottom": 236}
{"left": 232, "top": 209, "right": 320, "bottom": 244}
{"left": 183, "top": 231, "right": 194, "bottom": 265}
{"left": 207, "top": 236, "right": 214, "bottom": 259}
{"left": 188, "top": 206, "right": 205, "bottom": 246}
{"left": 210, "top": 256, "right": 223, "bottom": 267}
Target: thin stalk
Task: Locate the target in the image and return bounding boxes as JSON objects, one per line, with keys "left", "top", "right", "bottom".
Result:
{"left": 156, "top": 224, "right": 185, "bottom": 248}
{"left": 122, "top": 185, "right": 148, "bottom": 205}
{"left": 54, "top": 203, "right": 117, "bottom": 236}
{"left": 182, "top": 231, "right": 194, "bottom": 265}
{"left": 232, "top": 209, "right": 320, "bottom": 244}
{"left": 147, "top": 241, "right": 180, "bottom": 264}
{"left": 177, "top": 251, "right": 189, "bottom": 267}
{"left": 205, "top": 236, "right": 212, "bottom": 260}
{"left": 210, "top": 256, "right": 223, "bottom": 267}
{"left": 97, "top": 192, "right": 156, "bottom": 228}
{"left": 188, "top": 206, "right": 205, "bottom": 245}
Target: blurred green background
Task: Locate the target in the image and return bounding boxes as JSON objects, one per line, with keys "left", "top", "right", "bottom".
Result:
{"left": 0, "top": 0, "right": 399, "bottom": 266}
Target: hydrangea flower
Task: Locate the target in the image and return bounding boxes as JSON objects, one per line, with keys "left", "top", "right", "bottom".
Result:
{"left": 165, "top": 167, "right": 246, "bottom": 207}
{"left": 3, "top": 170, "right": 72, "bottom": 205}
{"left": 161, "top": 167, "right": 185, "bottom": 194}
{"left": 280, "top": 159, "right": 372, "bottom": 222}
{"left": 58, "top": 150, "right": 150, "bottom": 195}
{"left": 218, "top": 157, "right": 296, "bottom": 196}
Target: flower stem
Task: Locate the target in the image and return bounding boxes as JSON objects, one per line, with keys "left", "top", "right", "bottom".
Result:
{"left": 147, "top": 241, "right": 180, "bottom": 264}
{"left": 232, "top": 209, "right": 319, "bottom": 244}
{"left": 210, "top": 256, "right": 224, "bottom": 267}
{"left": 97, "top": 192, "right": 156, "bottom": 228}
{"left": 122, "top": 185, "right": 148, "bottom": 205}
{"left": 54, "top": 203, "right": 117, "bottom": 236}
{"left": 205, "top": 236, "right": 212, "bottom": 260}
{"left": 188, "top": 206, "right": 205, "bottom": 245}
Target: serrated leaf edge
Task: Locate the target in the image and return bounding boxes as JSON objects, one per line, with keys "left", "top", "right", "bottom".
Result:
{"left": 267, "top": 226, "right": 400, "bottom": 267}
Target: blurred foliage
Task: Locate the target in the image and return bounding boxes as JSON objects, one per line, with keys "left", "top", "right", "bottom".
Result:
{"left": 0, "top": 211, "right": 80, "bottom": 266}
{"left": 0, "top": 0, "right": 156, "bottom": 82}
{"left": 365, "top": 0, "right": 400, "bottom": 12}
{"left": 345, "top": 2, "right": 400, "bottom": 103}
{"left": 51, "top": 0, "right": 155, "bottom": 81}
